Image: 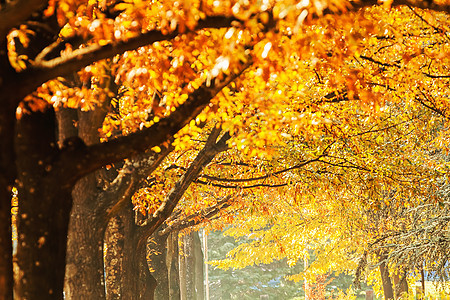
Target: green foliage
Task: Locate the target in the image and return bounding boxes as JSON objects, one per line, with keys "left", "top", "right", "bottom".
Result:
{"left": 207, "top": 230, "right": 374, "bottom": 299}
{"left": 208, "top": 230, "right": 305, "bottom": 299}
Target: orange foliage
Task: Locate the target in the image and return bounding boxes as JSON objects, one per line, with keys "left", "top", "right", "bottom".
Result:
{"left": 5, "top": 0, "right": 450, "bottom": 291}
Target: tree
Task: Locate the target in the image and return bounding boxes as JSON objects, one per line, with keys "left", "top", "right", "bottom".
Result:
{"left": 204, "top": 7, "right": 450, "bottom": 295}
{"left": 2, "top": 13, "right": 247, "bottom": 299}
{"left": 207, "top": 229, "right": 306, "bottom": 299}
{"left": 0, "top": 0, "right": 449, "bottom": 299}
{"left": 0, "top": 4, "right": 248, "bottom": 297}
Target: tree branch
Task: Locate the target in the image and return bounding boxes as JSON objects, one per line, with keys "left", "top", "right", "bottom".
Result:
{"left": 31, "top": 16, "right": 240, "bottom": 70}
{"left": 194, "top": 179, "right": 289, "bottom": 189}
{"left": 0, "top": 0, "right": 48, "bottom": 39}
{"left": 6, "top": 0, "right": 448, "bottom": 106}
{"left": 101, "top": 145, "right": 174, "bottom": 223}
{"left": 136, "top": 127, "right": 231, "bottom": 248}
{"left": 8, "top": 15, "right": 242, "bottom": 105}
{"left": 423, "top": 73, "right": 450, "bottom": 79}
{"left": 317, "top": 158, "right": 371, "bottom": 172}
{"left": 51, "top": 61, "right": 250, "bottom": 188}
{"left": 353, "top": 0, "right": 450, "bottom": 13}
{"left": 199, "top": 157, "right": 322, "bottom": 183}
{"left": 414, "top": 90, "right": 449, "bottom": 119}
{"left": 359, "top": 55, "right": 401, "bottom": 68}
{"left": 408, "top": 5, "right": 449, "bottom": 35}
{"left": 159, "top": 195, "right": 233, "bottom": 236}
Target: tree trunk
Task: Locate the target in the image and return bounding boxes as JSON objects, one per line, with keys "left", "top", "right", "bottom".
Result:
{"left": 148, "top": 228, "right": 170, "bottom": 300}
{"left": 421, "top": 267, "right": 425, "bottom": 297}
{"left": 183, "top": 231, "right": 205, "bottom": 300}
{"left": 0, "top": 184, "right": 13, "bottom": 300}
{"left": 179, "top": 235, "right": 187, "bottom": 300}
{"left": 393, "top": 268, "right": 408, "bottom": 299}
{"left": 184, "top": 232, "right": 196, "bottom": 300}
{"left": 203, "top": 231, "right": 209, "bottom": 300}
{"left": 58, "top": 106, "right": 109, "bottom": 300}
{"left": 121, "top": 208, "right": 140, "bottom": 300}
{"left": 0, "top": 185, "right": 13, "bottom": 300}
{"left": 167, "top": 231, "right": 181, "bottom": 300}
{"left": 105, "top": 216, "right": 124, "bottom": 300}
{"left": 15, "top": 108, "right": 72, "bottom": 299}
{"left": 193, "top": 232, "right": 204, "bottom": 300}
{"left": 139, "top": 246, "right": 158, "bottom": 300}
{"left": 0, "top": 99, "right": 17, "bottom": 300}
{"left": 378, "top": 255, "right": 394, "bottom": 300}
{"left": 64, "top": 173, "right": 107, "bottom": 299}
{"left": 122, "top": 207, "right": 159, "bottom": 300}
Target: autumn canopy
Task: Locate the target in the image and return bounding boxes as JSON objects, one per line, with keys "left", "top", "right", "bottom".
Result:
{"left": 0, "top": 0, "right": 449, "bottom": 298}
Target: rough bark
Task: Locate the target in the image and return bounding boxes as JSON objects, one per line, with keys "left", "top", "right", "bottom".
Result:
{"left": 393, "top": 268, "right": 408, "bottom": 299}
{"left": 148, "top": 228, "right": 170, "bottom": 300}
{"left": 183, "top": 231, "right": 205, "bottom": 300}
{"left": 105, "top": 216, "right": 124, "bottom": 300}
{"left": 58, "top": 105, "right": 110, "bottom": 300}
{"left": 105, "top": 147, "right": 175, "bottom": 300}
{"left": 15, "top": 108, "right": 72, "bottom": 299}
{"left": 179, "top": 238, "right": 187, "bottom": 300}
{"left": 121, "top": 208, "right": 140, "bottom": 300}
{"left": 193, "top": 232, "right": 205, "bottom": 300}
{"left": 167, "top": 232, "right": 181, "bottom": 300}
{"left": 59, "top": 81, "right": 174, "bottom": 298}
{"left": 0, "top": 59, "right": 16, "bottom": 300}
{"left": 178, "top": 231, "right": 206, "bottom": 300}
{"left": 121, "top": 208, "right": 158, "bottom": 300}
{"left": 184, "top": 232, "right": 195, "bottom": 300}
{"left": 64, "top": 173, "right": 107, "bottom": 299}
{"left": 55, "top": 108, "right": 78, "bottom": 147}
{"left": 378, "top": 255, "right": 394, "bottom": 300}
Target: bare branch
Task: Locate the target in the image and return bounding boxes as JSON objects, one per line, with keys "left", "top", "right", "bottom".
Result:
{"left": 195, "top": 179, "right": 289, "bottom": 189}
{"left": 159, "top": 195, "right": 233, "bottom": 236}
{"left": 359, "top": 55, "right": 401, "bottom": 68}
{"left": 408, "top": 5, "right": 449, "bottom": 36}
{"left": 317, "top": 157, "right": 371, "bottom": 172}
{"left": 414, "top": 90, "right": 449, "bottom": 119}
{"left": 423, "top": 73, "right": 450, "bottom": 79}
{"left": 199, "top": 157, "right": 322, "bottom": 183}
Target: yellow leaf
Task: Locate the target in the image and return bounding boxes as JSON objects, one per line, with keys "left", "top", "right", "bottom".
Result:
{"left": 151, "top": 146, "right": 161, "bottom": 153}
